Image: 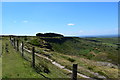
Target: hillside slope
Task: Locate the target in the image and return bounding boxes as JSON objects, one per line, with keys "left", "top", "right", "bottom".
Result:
{"left": 28, "top": 37, "right": 118, "bottom": 65}
{"left": 18, "top": 36, "right": 119, "bottom": 78}
{"left": 2, "top": 37, "right": 69, "bottom": 78}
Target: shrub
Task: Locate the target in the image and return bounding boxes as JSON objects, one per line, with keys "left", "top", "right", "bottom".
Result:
{"left": 24, "top": 37, "right": 27, "bottom": 41}
{"left": 88, "top": 66, "right": 93, "bottom": 70}
{"left": 67, "top": 58, "right": 75, "bottom": 62}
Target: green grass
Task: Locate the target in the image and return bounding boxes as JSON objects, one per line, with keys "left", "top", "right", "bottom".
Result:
{"left": 33, "top": 37, "right": 117, "bottom": 65}
{"left": 2, "top": 37, "right": 69, "bottom": 78}
{"left": 86, "top": 37, "right": 118, "bottom": 44}
{"left": 50, "top": 52, "right": 119, "bottom": 78}
{"left": 28, "top": 45, "right": 119, "bottom": 78}
{"left": 35, "top": 56, "right": 70, "bottom": 78}
{"left": 22, "top": 49, "right": 69, "bottom": 78}
{"left": 2, "top": 37, "right": 44, "bottom": 78}
{"left": 0, "top": 57, "right": 2, "bottom": 79}
{"left": 14, "top": 36, "right": 119, "bottom": 78}
{"left": 0, "top": 37, "right": 2, "bottom": 79}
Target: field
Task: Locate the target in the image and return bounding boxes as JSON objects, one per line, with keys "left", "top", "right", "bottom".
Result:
{"left": 2, "top": 37, "right": 69, "bottom": 79}
{"left": 0, "top": 37, "right": 2, "bottom": 79}
{"left": 1, "top": 36, "right": 120, "bottom": 79}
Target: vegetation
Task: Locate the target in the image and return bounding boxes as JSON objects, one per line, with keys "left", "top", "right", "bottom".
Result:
{"left": 2, "top": 37, "right": 44, "bottom": 78}
{"left": 26, "top": 37, "right": 118, "bottom": 65}
{"left": 21, "top": 36, "right": 119, "bottom": 79}
{"left": 36, "top": 33, "right": 64, "bottom": 37}
{"left": 0, "top": 37, "right": 2, "bottom": 79}
{"left": 2, "top": 37, "right": 69, "bottom": 78}
{"left": 1, "top": 35, "right": 119, "bottom": 79}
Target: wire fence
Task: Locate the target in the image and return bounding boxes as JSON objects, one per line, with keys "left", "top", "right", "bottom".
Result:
{"left": 9, "top": 36, "right": 91, "bottom": 80}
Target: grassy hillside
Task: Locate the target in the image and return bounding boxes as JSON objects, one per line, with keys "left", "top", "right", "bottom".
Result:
{"left": 2, "top": 37, "right": 69, "bottom": 78}
{"left": 25, "top": 37, "right": 118, "bottom": 65}
{"left": 0, "top": 37, "right": 2, "bottom": 79}
{"left": 2, "top": 37, "right": 44, "bottom": 78}
{"left": 18, "top": 36, "right": 119, "bottom": 79}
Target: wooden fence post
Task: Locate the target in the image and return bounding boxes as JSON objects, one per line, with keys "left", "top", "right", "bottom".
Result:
{"left": 72, "top": 64, "right": 78, "bottom": 80}
{"left": 5, "top": 43, "right": 8, "bottom": 53}
{"left": 12, "top": 38, "right": 14, "bottom": 46}
{"left": 17, "top": 40, "right": 19, "bottom": 51}
{"left": 21, "top": 42, "right": 24, "bottom": 57}
{"left": 10, "top": 36, "right": 11, "bottom": 41}
{"left": 10, "top": 37, "right": 12, "bottom": 44}
{"left": 13, "top": 38, "right": 15, "bottom": 49}
{"left": 32, "top": 47, "right": 35, "bottom": 68}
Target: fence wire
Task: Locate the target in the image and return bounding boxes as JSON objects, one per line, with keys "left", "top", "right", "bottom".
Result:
{"left": 10, "top": 37, "right": 92, "bottom": 79}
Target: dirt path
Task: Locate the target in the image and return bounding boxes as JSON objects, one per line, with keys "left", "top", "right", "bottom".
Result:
{"left": 24, "top": 47, "right": 108, "bottom": 79}
{"left": 23, "top": 48, "right": 93, "bottom": 79}
{"left": 21, "top": 43, "right": 107, "bottom": 79}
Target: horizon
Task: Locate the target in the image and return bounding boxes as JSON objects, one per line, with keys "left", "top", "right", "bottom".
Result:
{"left": 0, "top": 33, "right": 118, "bottom": 38}
{"left": 2, "top": 2, "right": 118, "bottom": 36}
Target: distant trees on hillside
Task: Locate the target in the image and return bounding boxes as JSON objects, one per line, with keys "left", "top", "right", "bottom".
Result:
{"left": 36, "top": 33, "right": 64, "bottom": 37}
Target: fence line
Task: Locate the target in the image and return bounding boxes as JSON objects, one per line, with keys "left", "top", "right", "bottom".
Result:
{"left": 21, "top": 42, "right": 24, "bottom": 57}
{"left": 9, "top": 37, "right": 51, "bottom": 79}
{"left": 16, "top": 40, "right": 19, "bottom": 51}
{"left": 23, "top": 46, "right": 91, "bottom": 78}
{"left": 9, "top": 37, "right": 93, "bottom": 80}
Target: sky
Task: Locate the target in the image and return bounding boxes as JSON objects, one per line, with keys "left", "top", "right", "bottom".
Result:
{"left": 2, "top": 2, "right": 118, "bottom": 36}
{"left": 1, "top": 0, "right": 120, "bottom": 2}
{"left": 0, "top": 2, "right": 2, "bottom": 34}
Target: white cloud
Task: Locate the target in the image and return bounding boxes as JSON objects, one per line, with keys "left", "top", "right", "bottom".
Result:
{"left": 67, "top": 23, "right": 75, "bottom": 26}
{"left": 23, "top": 20, "right": 28, "bottom": 23}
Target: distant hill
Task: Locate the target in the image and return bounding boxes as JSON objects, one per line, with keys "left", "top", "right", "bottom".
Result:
{"left": 36, "top": 33, "right": 64, "bottom": 37}
{"left": 79, "top": 34, "right": 118, "bottom": 38}
{"left": 27, "top": 36, "right": 118, "bottom": 65}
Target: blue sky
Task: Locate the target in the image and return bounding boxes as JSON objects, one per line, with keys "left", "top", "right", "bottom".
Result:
{"left": 2, "top": 2, "right": 118, "bottom": 36}
{"left": 0, "top": 2, "right": 2, "bottom": 34}
{"left": 2, "top": 0, "right": 119, "bottom": 2}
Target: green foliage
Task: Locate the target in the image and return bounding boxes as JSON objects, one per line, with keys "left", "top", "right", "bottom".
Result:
{"left": 97, "top": 71, "right": 108, "bottom": 77}
{"left": 67, "top": 58, "right": 75, "bottom": 62}
{"left": 87, "top": 54, "right": 94, "bottom": 60}
{"left": 29, "top": 39, "right": 40, "bottom": 46}
{"left": 24, "top": 37, "right": 28, "bottom": 41}
{"left": 36, "top": 33, "right": 64, "bottom": 37}
{"left": 46, "top": 37, "right": 118, "bottom": 64}
{"left": 25, "top": 37, "right": 118, "bottom": 65}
